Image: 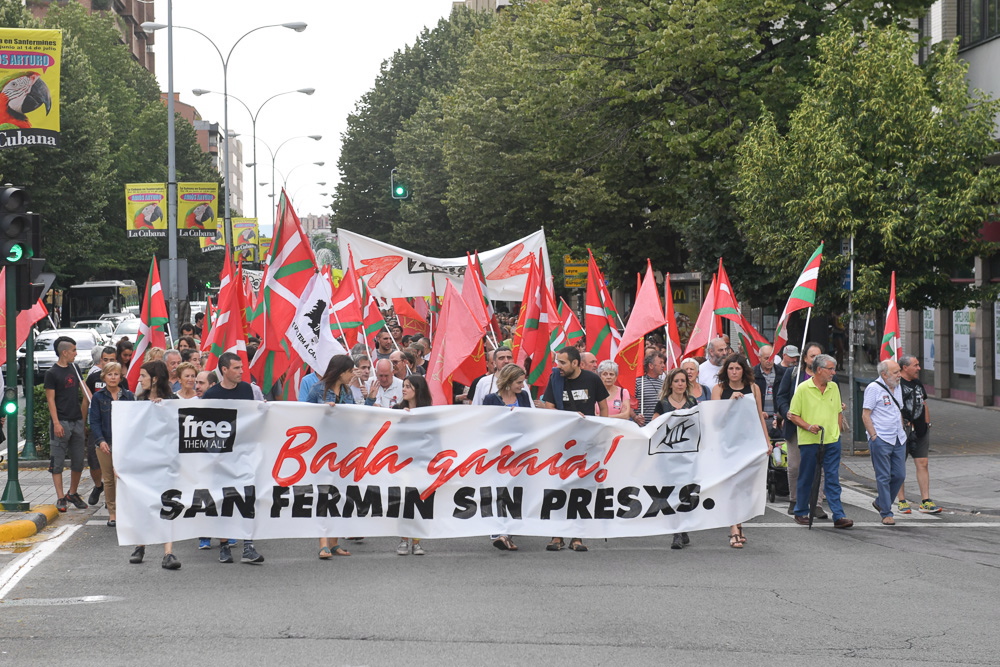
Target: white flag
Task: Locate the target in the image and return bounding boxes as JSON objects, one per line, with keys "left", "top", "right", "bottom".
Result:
{"left": 287, "top": 273, "right": 347, "bottom": 376}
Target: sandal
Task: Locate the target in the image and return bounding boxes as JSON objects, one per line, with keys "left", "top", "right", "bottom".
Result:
{"left": 737, "top": 526, "right": 747, "bottom": 544}
{"left": 568, "top": 539, "right": 588, "bottom": 552}
{"left": 318, "top": 547, "right": 332, "bottom": 560}
{"left": 729, "top": 532, "right": 743, "bottom": 549}
{"left": 545, "top": 538, "right": 564, "bottom": 551}
{"left": 492, "top": 536, "right": 518, "bottom": 551}
{"left": 882, "top": 516, "right": 895, "bottom": 526}
{"left": 332, "top": 546, "right": 351, "bottom": 556}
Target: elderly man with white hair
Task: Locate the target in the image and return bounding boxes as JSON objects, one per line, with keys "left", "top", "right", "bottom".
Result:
{"left": 862, "top": 359, "right": 908, "bottom": 526}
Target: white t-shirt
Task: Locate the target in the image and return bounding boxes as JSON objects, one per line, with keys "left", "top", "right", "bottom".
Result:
{"left": 364, "top": 376, "right": 404, "bottom": 408}
{"left": 471, "top": 373, "right": 501, "bottom": 406}
{"left": 698, "top": 360, "right": 722, "bottom": 388}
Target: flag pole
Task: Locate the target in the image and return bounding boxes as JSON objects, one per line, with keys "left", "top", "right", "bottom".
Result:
{"left": 793, "top": 307, "right": 813, "bottom": 384}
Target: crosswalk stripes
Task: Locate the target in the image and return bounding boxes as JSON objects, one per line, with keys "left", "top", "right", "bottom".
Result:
{"left": 764, "top": 483, "right": 941, "bottom": 522}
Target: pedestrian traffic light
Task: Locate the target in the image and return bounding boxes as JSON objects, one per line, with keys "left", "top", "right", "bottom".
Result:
{"left": 0, "top": 185, "right": 32, "bottom": 265}
{"left": 1, "top": 387, "right": 17, "bottom": 416}
{"left": 390, "top": 168, "right": 409, "bottom": 200}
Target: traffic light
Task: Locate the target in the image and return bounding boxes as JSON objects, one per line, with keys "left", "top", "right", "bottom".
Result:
{"left": 390, "top": 168, "right": 409, "bottom": 200}
{"left": 0, "top": 184, "right": 30, "bottom": 264}
{"left": 1, "top": 387, "right": 17, "bottom": 416}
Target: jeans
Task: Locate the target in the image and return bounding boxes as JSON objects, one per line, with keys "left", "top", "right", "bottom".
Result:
{"left": 793, "top": 439, "right": 845, "bottom": 520}
{"left": 787, "top": 430, "right": 825, "bottom": 503}
{"left": 870, "top": 436, "right": 906, "bottom": 517}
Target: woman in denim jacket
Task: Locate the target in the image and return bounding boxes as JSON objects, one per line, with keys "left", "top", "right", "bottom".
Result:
{"left": 87, "top": 362, "right": 135, "bottom": 528}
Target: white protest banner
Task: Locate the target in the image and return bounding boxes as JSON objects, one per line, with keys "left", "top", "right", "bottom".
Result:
{"left": 337, "top": 228, "right": 550, "bottom": 301}
{"left": 287, "top": 273, "right": 347, "bottom": 375}
{"left": 113, "top": 400, "right": 767, "bottom": 546}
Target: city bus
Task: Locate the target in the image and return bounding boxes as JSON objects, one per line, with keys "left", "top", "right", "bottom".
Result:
{"left": 64, "top": 280, "right": 140, "bottom": 325}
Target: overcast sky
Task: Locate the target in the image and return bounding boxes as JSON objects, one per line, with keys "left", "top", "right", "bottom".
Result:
{"left": 152, "top": 0, "right": 458, "bottom": 236}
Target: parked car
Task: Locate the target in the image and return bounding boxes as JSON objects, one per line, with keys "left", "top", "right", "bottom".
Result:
{"left": 30, "top": 328, "right": 101, "bottom": 383}
{"left": 73, "top": 320, "right": 115, "bottom": 344}
{"left": 99, "top": 312, "right": 135, "bottom": 328}
{"left": 111, "top": 318, "right": 141, "bottom": 346}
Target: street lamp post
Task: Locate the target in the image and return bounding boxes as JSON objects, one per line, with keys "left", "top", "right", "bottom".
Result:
{"left": 283, "top": 162, "right": 325, "bottom": 192}
{"left": 193, "top": 87, "right": 314, "bottom": 222}
{"left": 256, "top": 135, "right": 322, "bottom": 223}
{"left": 141, "top": 19, "right": 307, "bottom": 251}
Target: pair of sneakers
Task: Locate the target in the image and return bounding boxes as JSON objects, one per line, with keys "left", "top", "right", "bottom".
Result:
{"left": 55, "top": 493, "right": 87, "bottom": 512}
{"left": 897, "top": 499, "right": 942, "bottom": 514}
{"left": 219, "top": 542, "right": 264, "bottom": 564}
{"left": 396, "top": 539, "right": 425, "bottom": 556}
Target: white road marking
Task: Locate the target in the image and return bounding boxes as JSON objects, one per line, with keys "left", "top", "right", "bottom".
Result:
{"left": 747, "top": 522, "right": 1000, "bottom": 528}
{"left": 766, "top": 486, "right": 942, "bottom": 520}
{"left": 0, "top": 525, "right": 81, "bottom": 600}
{"left": 1, "top": 595, "right": 121, "bottom": 606}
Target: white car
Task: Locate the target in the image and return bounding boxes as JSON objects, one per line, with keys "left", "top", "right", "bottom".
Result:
{"left": 73, "top": 320, "right": 115, "bottom": 344}
{"left": 112, "top": 318, "right": 141, "bottom": 346}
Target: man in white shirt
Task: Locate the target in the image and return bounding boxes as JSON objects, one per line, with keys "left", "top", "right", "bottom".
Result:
{"left": 862, "top": 359, "right": 908, "bottom": 525}
{"left": 470, "top": 347, "right": 513, "bottom": 405}
{"left": 364, "top": 359, "right": 404, "bottom": 407}
{"left": 698, "top": 337, "right": 729, "bottom": 387}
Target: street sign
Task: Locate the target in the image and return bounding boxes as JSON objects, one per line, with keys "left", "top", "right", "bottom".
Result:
{"left": 563, "top": 255, "right": 587, "bottom": 288}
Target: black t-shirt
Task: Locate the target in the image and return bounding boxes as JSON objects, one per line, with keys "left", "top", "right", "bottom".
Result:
{"left": 900, "top": 377, "right": 928, "bottom": 436}
{"left": 543, "top": 369, "right": 609, "bottom": 416}
{"left": 654, "top": 395, "right": 697, "bottom": 415}
{"left": 203, "top": 381, "right": 255, "bottom": 401}
{"left": 86, "top": 369, "right": 129, "bottom": 394}
{"left": 44, "top": 363, "right": 83, "bottom": 422}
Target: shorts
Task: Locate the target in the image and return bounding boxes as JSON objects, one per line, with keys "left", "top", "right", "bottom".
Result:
{"left": 49, "top": 419, "right": 86, "bottom": 474}
{"left": 906, "top": 429, "right": 930, "bottom": 459}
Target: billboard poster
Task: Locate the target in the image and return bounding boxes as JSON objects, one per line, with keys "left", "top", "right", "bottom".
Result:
{"left": 0, "top": 28, "right": 61, "bottom": 149}
{"left": 199, "top": 227, "right": 224, "bottom": 253}
{"left": 259, "top": 236, "right": 272, "bottom": 262}
{"left": 177, "top": 182, "right": 218, "bottom": 237}
{"left": 952, "top": 306, "right": 975, "bottom": 376}
{"left": 233, "top": 217, "right": 258, "bottom": 261}
{"left": 124, "top": 183, "right": 167, "bottom": 238}
{"left": 923, "top": 308, "right": 934, "bottom": 372}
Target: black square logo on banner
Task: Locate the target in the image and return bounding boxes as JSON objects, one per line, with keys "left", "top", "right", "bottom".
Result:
{"left": 178, "top": 407, "right": 238, "bottom": 453}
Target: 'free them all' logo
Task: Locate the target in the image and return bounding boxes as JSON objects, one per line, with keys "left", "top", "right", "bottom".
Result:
{"left": 177, "top": 407, "right": 238, "bottom": 454}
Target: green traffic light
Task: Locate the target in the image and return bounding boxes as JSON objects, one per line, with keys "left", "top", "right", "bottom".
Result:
{"left": 394, "top": 186, "right": 406, "bottom": 196}
{"left": 2, "top": 401, "right": 15, "bottom": 415}
{"left": 5, "top": 243, "right": 22, "bottom": 262}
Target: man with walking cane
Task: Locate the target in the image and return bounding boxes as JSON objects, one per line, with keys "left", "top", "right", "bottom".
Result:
{"left": 786, "top": 354, "right": 854, "bottom": 529}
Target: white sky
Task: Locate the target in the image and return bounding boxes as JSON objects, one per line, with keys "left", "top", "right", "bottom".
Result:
{"left": 152, "top": 0, "right": 458, "bottom": 236}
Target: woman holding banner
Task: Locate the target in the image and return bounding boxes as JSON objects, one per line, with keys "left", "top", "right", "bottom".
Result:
{"left": 652, "top": 368, "right": 698, "bottom": 550}
{"left": 392, "top": 375, "right": 433, "bottom": 555}
{"left": 129, "top": 361, "right": 182, "bottom": 569}
{"left": 711, "top": 355, "right": 771, "bottom": 549}
{"left": 88, "top": 362, "right": 134, "bottom": 530}
{"left": 597, "top": 361, "right": 632, "bottom": 420}
{"left": 483, "top": 364, "right": 532, "bottom": 410}
{"left": 306, "top": 354, "right": 357, "bottom": 558}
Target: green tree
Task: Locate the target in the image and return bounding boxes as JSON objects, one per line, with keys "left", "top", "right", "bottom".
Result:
{"left": 735, "top": 23, "right": 1000, "bottom": 313}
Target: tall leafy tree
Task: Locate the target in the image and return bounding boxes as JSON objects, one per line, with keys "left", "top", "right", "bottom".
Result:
{"left": 735, "top": 23, "right": 1000, "bottom": 313}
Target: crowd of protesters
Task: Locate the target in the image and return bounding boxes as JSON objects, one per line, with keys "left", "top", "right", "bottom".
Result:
{"left": 45, "top": 303, "right": 939, "bottom": 570}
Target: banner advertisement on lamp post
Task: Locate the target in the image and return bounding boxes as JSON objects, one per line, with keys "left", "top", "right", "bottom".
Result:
{"left": 259, "top": 236, "right": 272, "bottom": 261}
{"left": 0, "top": 28, "right": 62, "bottom": 149}
{"left": 233, "top": 217, "right": 258, "bottom": 261}
{"left": 124, "top": 183, "right": 167, "bottom": 238}
{"left": 177, "top": 182, "right": 219, "bottom": 237}
{"left": 199, "top": 227, "right": 225, "bottom": 253}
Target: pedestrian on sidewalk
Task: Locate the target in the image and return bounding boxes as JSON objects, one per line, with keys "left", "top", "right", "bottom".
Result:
{"left": 87, "top": 362, "right": 134, "bottom": 528}
{"left": 786, "top": 354, "right": 854, "bottom": 529}
{"left": 44, "top": 336, "right": 92, "bottom": 513}
{"left": 895, "top": 355, "right": 941, "bottom": 514}
{"left": 863, "top": 360, "right": 909, "bottom": 526}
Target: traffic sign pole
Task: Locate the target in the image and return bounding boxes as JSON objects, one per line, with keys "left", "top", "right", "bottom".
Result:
{"left": 1, "top": 267, "right": 28, "bottom": 510}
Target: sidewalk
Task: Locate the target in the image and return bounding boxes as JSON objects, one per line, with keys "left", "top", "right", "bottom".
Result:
{"left": 0, "top": 466, "right": 102, "bottom": 539}
{"left": 842, "top": 397, "right": 1000, "bottom": 514}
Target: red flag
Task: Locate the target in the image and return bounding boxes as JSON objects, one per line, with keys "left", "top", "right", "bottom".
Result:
{"left": 429, "top": 276, "right": 441, "bottom": 339}
{"left": 663, "top": 273, "right": 682, "bottom": 369}
{"left": 713, "top": 258, "right": 769, "bottom": 364}
{"left": 249, "top": 191, "right": 317, "bottom": 392}
{"left": 427, "top": 281, "right": 486, "bottom": 405}
{"left": 615, "top": 260, "right": 666, "bottom": 392}
{"left": 511, "top": 256, "right": 541, "bottom": 366}
{"left": 412, "top": 294, "right": 429, "bottom": 323}
{"left": 683, "top": 275, "right": 720, "bottom": 360}
{"left": 281, "top": 348, "right": 308, "bottom": 401}
{"left": 880, "top": 271, "right": 900, "bottom": 361}
{"left": 392, "top": 298, "right": 429, "bottom": 337}
{"left": 203, "top": 252, "right": 250, "bottom": 373}
{"left": 201, "top": 296, "right": 215, "bottom": 353}
{"left": 126, "top": 257, "right": 169, "bottom": 390}
{"left": 773, "top": 243, "right": 823, "bottom": 361}
{"left": 330, "top": 263, "right": 364, "bottom": 348}
{"left": 461, "top": 253, "right": 491, "bottom": 335}
{"left": 474, "top": 252, "right": 502, "bottom": 337}
{"left": 557, "top": 298, "right": 584, "bottom": 344}
{"left": 525, "top": 281, "right": 567, "bottom": 389}
{"left": 585, "top": 250, "right": 621, "bottom": 362}
{"left": 0, "top": 268, "right": 49, "bottom": 351}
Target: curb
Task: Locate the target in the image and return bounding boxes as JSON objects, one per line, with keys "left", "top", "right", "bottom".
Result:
{"left": 0, "top": 504, "right": 60, "bottom": 542}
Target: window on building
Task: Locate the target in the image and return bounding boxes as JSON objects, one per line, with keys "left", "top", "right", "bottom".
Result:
{"left": 959, "top": 0, "right": 1000, "bottom": 48}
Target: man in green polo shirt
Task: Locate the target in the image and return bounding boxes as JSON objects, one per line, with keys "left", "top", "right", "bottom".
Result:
{"left": 787, "top": 353, "right": 854, "bottom": 529}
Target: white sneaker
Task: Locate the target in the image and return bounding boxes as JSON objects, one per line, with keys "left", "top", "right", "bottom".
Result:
{"left": 411, "top": 542, "right": 425, "bottom": 556}
{"left": 396, "top": 540, "right": 409, "bottom": 555}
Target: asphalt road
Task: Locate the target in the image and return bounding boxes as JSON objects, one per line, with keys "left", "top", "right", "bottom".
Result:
{"left": 1, "top": 488, "right": 998, "bottom": 666}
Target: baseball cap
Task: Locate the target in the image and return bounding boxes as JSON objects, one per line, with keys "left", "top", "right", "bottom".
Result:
{"left": 783, "top": 345, "right": 800, "bottom": 358}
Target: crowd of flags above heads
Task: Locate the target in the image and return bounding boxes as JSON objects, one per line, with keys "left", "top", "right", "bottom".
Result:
{"left": 125, "top": 192, "right": 903, "bottom": 404}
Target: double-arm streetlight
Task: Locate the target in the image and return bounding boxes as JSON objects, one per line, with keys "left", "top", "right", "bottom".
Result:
{"left": 193, "top": 87, "right": 314, "bottom": 221}
{"left": 141, "top": 18, "right": 307, "bottom": 250}
{"left": 256, "top": 135, "right": 322, "bottom": 224}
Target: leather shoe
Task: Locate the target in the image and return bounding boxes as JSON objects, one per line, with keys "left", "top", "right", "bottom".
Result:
{"left": 106, "top": 519, "right": 116, "bottom": 527}
{"left": 793, "top": 515, "right": 810, "bottom": 526}
{"left": 811, "top": 507, "right": 828, "bottom": 520}
{"left": 834, "top": 518, "right": 854, "bottom": 529}
{"left": 787, "top": 501, "right": 796, "bottom": 515}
